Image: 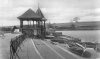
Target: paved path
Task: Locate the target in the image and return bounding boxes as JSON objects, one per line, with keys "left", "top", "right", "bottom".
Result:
{"left": 17, "top": 39, "right": 79, "bottom": 59}
{"left": 0, "top": 33, "right": 99, "bottom": 59}
{"left": 32, "top": 39, "right": 64, "bottom": 59}
{"left": 18, "top": 39, "right": 41, "bottom": 59}
{"left": 42, "top": 40, "right": 79, "bottom": 59}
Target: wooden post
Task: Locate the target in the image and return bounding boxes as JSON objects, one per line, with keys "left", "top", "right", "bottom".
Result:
{"left": 41, "top": 21, "right": 44, "bottom": 39}
{"left": 30, "top": 21, "right": 31, "bottom": 27}
{"left": 33, "top": 21, "right": 34, "bottom": 27}
{"left": 36, "top": 21, "right": 38, "bottom": 36}
{"left": 40, "top": 21, "right": 42, "bottom": 38}
{"left": 20, "top": 20, "right": 23, "bottom": 28}
{"left": 33, "top": 20, "right": 34, "bottom": 36}
{"left": 36, "top": 21, "right": 38, "bottom": 35}
{"left": 44, "top": 21, "right": 46, "bottom": 37}
{"left": 28, "top": 20, "right": 29, "bottom": 27}
{"left": 20, "top": 20, "right": 23, "bottom": 32}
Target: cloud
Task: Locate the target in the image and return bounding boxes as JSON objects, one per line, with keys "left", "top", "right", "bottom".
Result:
{"left": 11, "top": 0, "right": 37, "bottom": 8}
{"left": 0, "top": 0, "right": 99, "bottom": 26}
{"left": 0, "top": 0, "right": 12, "bottom": 8}
{"left": 0, "top": 7, "right": 30, "bottom": 21}
{"left": 41, "top": 7, "right": 95, "bottom": 23}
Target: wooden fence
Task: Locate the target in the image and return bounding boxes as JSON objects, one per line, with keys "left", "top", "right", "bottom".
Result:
{"left": 10, "top": 34, "right": 26, "bottom": 59}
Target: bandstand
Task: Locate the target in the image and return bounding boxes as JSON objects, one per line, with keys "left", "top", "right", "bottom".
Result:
{"left": 17, "top": 8, "right": 46, "bottom": 38}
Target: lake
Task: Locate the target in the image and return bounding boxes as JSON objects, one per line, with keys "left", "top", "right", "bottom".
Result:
{"left": 56, "top": 30, "right": 100, "bottom": 43}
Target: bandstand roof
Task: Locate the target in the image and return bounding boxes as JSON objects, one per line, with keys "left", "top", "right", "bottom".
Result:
{"left": 36, "top": 7, "right": 47, "bottom": 21}
{"left": 36, "top": 7, "right": 44, "bottom": 18}
{"left": 18, "top": 9, "right": 42, "bottom": 19}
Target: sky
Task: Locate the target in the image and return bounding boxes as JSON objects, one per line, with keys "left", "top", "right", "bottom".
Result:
{"left": 0, "top": 0, "right": 100, "bottom": 26}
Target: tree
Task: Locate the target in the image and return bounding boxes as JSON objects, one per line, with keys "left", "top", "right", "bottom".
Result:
{"left": 70, "top": 17, "right": 80, "bottom": 30}
{"left": 73, "top": 17, "right": 80, "bottom": 23}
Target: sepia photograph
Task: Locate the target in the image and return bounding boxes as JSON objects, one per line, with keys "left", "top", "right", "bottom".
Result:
{"left": 0, "top": 0, "right": 100, "bottom": 59}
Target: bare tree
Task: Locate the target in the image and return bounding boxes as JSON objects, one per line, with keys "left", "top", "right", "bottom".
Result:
{"left": 70, "top": 17, "right": 80, "bottom": 30}
{"left": 73, "top": 17, "right": 80, "bottom": 23}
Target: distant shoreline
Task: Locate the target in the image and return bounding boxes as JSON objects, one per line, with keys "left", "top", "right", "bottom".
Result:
{"left": 55, "top": 29, "right": 100, "bottom": 31}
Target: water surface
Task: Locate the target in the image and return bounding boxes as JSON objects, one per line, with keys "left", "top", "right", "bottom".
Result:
{"left": 57, "top": 30, "right": 100, "bottom": 43}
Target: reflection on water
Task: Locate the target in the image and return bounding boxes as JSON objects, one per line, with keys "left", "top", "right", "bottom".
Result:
{"left": 57, "top": 30, "right": 100, "bottom": 43}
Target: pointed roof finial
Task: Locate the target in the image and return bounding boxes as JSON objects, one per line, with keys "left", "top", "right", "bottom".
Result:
{"left": 38, "top": 1, "right": 39, "bottom": 9}
{"left": 36, "top": 1, "right": 47, "bottom": 21}
{"left": 36, "top": 2, "right": 45, "bottom": 18}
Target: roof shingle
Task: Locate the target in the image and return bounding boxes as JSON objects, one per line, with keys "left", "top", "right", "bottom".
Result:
{"left": 36, "top": 8, "right": 44, "bottom": 18}
{"left": 18, "top": 9, "right": 41, "bottom": 19}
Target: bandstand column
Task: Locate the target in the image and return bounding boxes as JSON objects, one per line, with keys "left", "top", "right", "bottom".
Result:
{"left": 20, "top": 20, "right": 23, "bottom": 32}
{"left": 33, "top": 20, "right": 34, "bottom": 35}
{"left": 44, "top": 21, "right": 46, "bottom": 37}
